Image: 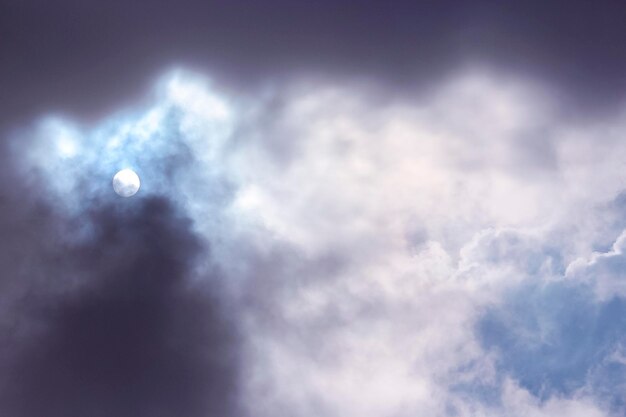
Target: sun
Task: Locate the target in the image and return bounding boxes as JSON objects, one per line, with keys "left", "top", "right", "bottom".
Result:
{"left": 112, "top": 169, "right": 141, "bottom": 197}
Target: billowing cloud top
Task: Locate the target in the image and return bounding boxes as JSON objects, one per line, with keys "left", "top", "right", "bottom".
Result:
{"left": 2, "top": 66, "right": 626, "bottom": 417}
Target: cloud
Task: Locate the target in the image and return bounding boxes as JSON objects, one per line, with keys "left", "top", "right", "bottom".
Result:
{"left": 229, "top": 69, "right": 626, "bottom": 416}
{"left": 567, "top": 231, "right": 626, "bottom": 300}
{"left": 0, "top": 74, "right": 241, "bottom": 417}
{"left": 0, "top": 198, "right": 241, "bottom": 417}
{"left": 5, "top": 66, "right": 626, "bottom": 416}
{"left": 5, "top": 1, "right": 626, "bottom": 128}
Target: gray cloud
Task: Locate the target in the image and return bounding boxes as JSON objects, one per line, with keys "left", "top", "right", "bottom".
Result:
{"left": 0, "top": 194, "right": 241, "bottom": 417}
{"left": 0, "top": 103, "right": 241, "bottom": 417}
{"left": 3, "top": 0, "right": 626, "bottom": 134}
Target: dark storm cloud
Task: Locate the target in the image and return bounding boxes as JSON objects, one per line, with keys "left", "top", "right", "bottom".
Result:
{"left": 0, "top": 163, "right": 240, "bottom": 417}
{"left": 2, "top": 0, "right": 626, "bottom": 131}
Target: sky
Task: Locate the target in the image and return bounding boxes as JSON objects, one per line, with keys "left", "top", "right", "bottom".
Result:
{"left": 1, "top": 1, "right": 626, "bottom": 416}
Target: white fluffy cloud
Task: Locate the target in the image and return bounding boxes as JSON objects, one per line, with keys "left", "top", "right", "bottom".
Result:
{"left": 232, "top": 69, "right": 626, "bottom": 416}
{"left": 566, "top": 231, "right": 626, "bottom": 300}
